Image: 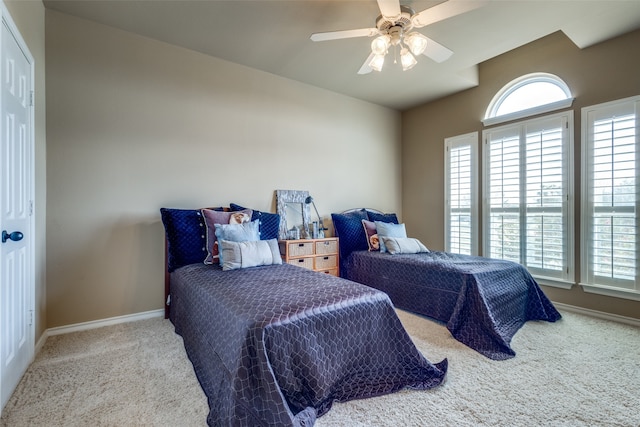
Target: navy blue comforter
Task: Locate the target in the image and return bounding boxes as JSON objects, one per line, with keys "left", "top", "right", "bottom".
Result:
{"left": 170, "top": 262, "right": 447, "bottom": 426}
{"left": 344, "top": 251, "right": 561, "bottom": 360}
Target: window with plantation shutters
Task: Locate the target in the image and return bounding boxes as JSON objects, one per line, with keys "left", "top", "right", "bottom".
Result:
{"left": 581, "top": 96, "right": 640, "bottom": 301}
{"left": 445, "top": 133, "right": 478, "bottom": 255}
{"left": 483, "top": 111, "right": 574, "bottom": 287}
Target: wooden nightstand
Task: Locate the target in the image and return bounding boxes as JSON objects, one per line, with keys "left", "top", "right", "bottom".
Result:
{"left": 279, "top": 237, "right": 339, "bottom": 276}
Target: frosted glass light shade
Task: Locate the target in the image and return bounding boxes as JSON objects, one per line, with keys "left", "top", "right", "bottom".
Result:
{"left": 368, "top": 53, "right": 385, "bottom": 72}
{"left": 400, "top": 48, "right": 417, "bottom": 71}
{"left": 405, "top": 32, "right": 428, "bottom": 56}
{"left": 371, "top": 35, "right": 390, "bottom": 55}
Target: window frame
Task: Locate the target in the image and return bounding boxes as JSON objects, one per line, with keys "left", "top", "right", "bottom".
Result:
{"left": 580, "top": 95, "right": 640, "bottom": 301}
{"left": 482, "top": 110, "right": 575, "bottom": 289}
{"left": 483, "top": 73, "right": 574, "bottom": 127}
{"left": 444, "top": 132, "right": 479, "bottom": 255}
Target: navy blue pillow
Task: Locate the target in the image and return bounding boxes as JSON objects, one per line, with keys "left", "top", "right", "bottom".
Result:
{"left": 366, "top": 210, "right": 399, "bottom": 224}
{"left": 331, "top": 210, "right": 369, "bottom": 271}
{"left": 160, "top": 208, "right": 208, "bottom": 272}
{"left": 230, "top": 203, "right": 280, "bottom": 241}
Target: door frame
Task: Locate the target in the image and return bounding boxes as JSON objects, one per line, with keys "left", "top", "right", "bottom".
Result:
{"left": 0, "top": 0, "right": 36, "bottom": 415}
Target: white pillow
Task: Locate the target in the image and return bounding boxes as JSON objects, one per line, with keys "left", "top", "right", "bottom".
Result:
{"left": 375, "top": 221, "right": 407, "bottom": 253}
{"left": 219, "top": 238, "right": 282, "bottom": 271}
{"left": 380, "top": 236, "right": 429, "bottom": 254}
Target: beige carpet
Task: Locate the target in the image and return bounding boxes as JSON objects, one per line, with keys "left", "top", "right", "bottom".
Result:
{"left": 1, "top": 310, "right": 639, "bottom": 427}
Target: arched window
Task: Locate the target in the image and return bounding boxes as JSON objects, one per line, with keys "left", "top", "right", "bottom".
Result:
{"left": 483, "top": 73, "right": 573, "bottom": 126}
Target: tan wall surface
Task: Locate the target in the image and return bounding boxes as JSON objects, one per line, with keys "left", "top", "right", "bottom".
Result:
{"left": 45, "top": 10, "right": 401, "bottom": 328}
{"left": 4, "top": 0, "right": 47, "bottom": 341}
{"left": 402, "top": 29, "right": 640, "bottom": 319}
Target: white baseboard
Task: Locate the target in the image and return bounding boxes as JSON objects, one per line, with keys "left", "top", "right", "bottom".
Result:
{"left": 32, "top": 304, "right": 638, "bottom": 358}
{"left": 36, "top": 309, "right": 165, "bottom": 355}
{"left": 553, "top": 302, "right": 640, "bottom": 328}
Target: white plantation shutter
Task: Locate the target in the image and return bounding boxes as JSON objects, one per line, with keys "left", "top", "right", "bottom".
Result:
{"left": 483, "top": 111, "right": 573, "bottom": 284}
{"left": 582, "top": 96, "right": 640, "bottom": 299}
{"left": 445, "top": 133, "right": 478, "bottom": 255}
{"left": 524, "top": 119, "right": 565, "bottom": 272}
{"left": 486, "top": 127, "right": 521, "bottom": 262}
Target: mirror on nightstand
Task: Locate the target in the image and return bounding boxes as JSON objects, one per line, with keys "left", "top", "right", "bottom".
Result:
{"left": 275, "top": 189, "right": 311, "bottom": 240}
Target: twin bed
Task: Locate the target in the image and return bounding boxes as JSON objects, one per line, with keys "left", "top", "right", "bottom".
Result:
{"left": 162, "top": 206, "right": 447, "bottom": 426}
{"left": 333, "top": 208, "right": 561, "bottom": 360}
{"left": 161, "top": 204, "right": 560, "bottom": 426}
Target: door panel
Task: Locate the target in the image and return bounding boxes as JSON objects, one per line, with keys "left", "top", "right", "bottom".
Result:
{"left": 0, "top": 17, "right": 33, "bottom": 412}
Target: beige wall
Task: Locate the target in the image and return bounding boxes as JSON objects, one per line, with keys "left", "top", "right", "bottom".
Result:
{"left": 45, "top": 10, "right": 401, "bottom": 328}
{"left": 3, "top": 0, "right": 47, "bottom": 340}
{"left": 403, "top": 29, "right": 640, "bottom": 320}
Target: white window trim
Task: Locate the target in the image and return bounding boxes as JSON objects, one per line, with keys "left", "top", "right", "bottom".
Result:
{"left": 482, "top": 111, "right": 575, "bottom": 288}
{"left": 444, "top": 132, "right": 479, "bottom": 255}
{"left": 580, "top": 95, "right": 640, "bottom": 301}
{"left": 483, "top": 98, "right": 574, "bottom": 127}
{"left": 483, "top": 72, "right": 574, "bottom": 126}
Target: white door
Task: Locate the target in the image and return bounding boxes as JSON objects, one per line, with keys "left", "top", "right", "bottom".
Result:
{"left": 0, "top": 13, "right": 34, "bottom": 413}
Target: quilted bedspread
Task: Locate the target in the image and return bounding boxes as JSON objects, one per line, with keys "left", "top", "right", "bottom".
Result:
{"left": 344, "top": 251, "right": 561, "bottom": 360}
{"left": 170, "top": 263, "right": 447, "bottom": 426}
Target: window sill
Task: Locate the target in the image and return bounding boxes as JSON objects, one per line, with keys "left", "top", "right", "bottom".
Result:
{"left": 533, "top": 275, "right": 574, "bottom": 290}
{"left": 580, "top": 283, "right": 640, "bottom": 302}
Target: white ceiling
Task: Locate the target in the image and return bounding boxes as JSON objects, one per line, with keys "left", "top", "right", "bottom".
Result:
{"left": 43, "top": 0, "right": 640, "bottom": 111}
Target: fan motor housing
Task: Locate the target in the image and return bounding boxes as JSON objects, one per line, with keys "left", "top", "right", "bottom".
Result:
{"left": 375, "top": 5, "right": 415, "bottom": 32}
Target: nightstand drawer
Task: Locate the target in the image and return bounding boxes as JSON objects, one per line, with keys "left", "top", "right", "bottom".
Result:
{"left": 287, "top": 241, "right": 315, "bottom": 257}
{"left": 317, "top": 268, "right": 339, "bottom": 277}
{"left": 287, "top": 257, "right": 314, "bottom": 270}
{"left": 315, "top": 240, "right": 338, "bottom": 255}
{"left": 315, "top": 255, "right": 338, "bottom": 270}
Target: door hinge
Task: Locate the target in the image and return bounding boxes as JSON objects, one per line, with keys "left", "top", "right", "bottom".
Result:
{"left": 29, "top": 310, "right": 33, "bottom": 326}
{"left": 29, "top": 200, "right": 34, "bottom": 216}
{"left": 29, "top": 91, "right": 34, "bottom": 107}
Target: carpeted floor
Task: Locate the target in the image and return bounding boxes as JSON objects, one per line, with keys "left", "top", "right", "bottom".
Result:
{"left": 1, "top": 309, "right": 639, "bottom": 427}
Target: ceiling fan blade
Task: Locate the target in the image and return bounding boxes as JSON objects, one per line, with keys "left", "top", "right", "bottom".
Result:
{"left": 422, "top": 37, "right": 453, "bottom": 63}
{"left": 310, "top": 28, "right": 379, "bottom": 42}
{"left": 412, "top": 0, "right": 488, "bottom": 28}
{"left": 358, "top": 53, "right": 375, "bottom": 75}
{"left": 377, "top": 0, "right": 402, "bottom": 20}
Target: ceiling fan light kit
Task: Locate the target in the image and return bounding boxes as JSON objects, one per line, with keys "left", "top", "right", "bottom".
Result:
{"left": 310, "top": 0, "right": 486, "bottom": 74}
{"left": 368, "top": 26, "right": 427, "bottom": 71}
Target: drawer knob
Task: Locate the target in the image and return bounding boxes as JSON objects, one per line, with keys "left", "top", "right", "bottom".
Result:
{"left": 298, "top": 259, "right": 304, "bottom": 263}
{"left": 324, "top": 256, "right": 329, "bottom": 260}
{"left": 298, "top": 243, "right": 305, "bottom": 247}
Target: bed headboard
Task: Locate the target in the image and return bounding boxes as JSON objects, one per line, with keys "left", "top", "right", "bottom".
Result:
{"left": 330, "top": 208, "right": 400, "bottom": 272}
{"left": 343, "top": 208, "right": 383, "bottom": 215}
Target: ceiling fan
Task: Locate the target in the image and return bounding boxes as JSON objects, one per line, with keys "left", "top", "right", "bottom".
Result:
{"left": 310, "top": 0, "right": 486, "bottom": 74}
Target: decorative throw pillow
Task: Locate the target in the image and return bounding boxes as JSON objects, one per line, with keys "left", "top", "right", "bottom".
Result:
{"left": 219, "top": 239, "right": 283, "bottom": 271}
{"left": 201, "top": 208, "right": 252, "bottom": 264}
{"left": 381, "top": 236, "right": 429, "bottom": 254}
{"left": 361, "top": 219, "right": 380, "bottom": 251}
{"left": 331, "top": 210, "right": 369, "bottom": 259}
{"left": 160, "top": 208, "right": 208, "bottom": 272}
{"left": 214, "top": 220, "right": 261, "bottom": 264}
{"left": 230, "top": 203, "right": 281, "bottom": 241}
{"left": 367, "top": 210, "right": 399, "bottom": 224}
{"left": 375, "top": 221, "right": 407, "bottom": 253}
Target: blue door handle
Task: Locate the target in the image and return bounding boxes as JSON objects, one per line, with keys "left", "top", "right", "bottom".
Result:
{"left": 2, "top": 230, "right": 23, "bottom": 243}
